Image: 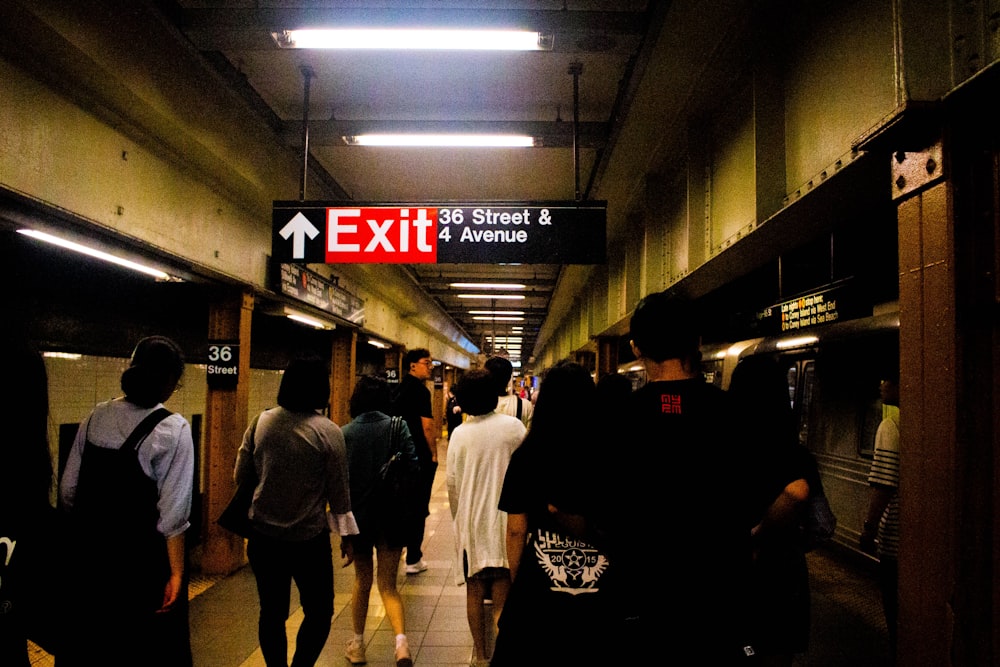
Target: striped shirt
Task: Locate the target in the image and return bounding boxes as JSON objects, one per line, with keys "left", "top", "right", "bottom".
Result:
{"left": 867, "top": 407, "right": 900, "bottom": 559}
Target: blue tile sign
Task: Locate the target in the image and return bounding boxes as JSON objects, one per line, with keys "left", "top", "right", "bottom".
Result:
{"left": 271, "top": 200, "right": 607, "bottom": 264}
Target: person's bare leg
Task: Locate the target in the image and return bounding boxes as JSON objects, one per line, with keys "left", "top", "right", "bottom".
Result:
{"left": 466, "top": 577, "right": 489, "bottom": 661}
{"left": 352, "top": 552, "right": 375, "bottom": 634}
{"left": 488, "top": 573, "right": 511, "bottom": 650}
{"left": 375, "top": 546, "right": 406, "bottom": 635}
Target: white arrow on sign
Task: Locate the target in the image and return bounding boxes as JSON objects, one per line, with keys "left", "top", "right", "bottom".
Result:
{"left": 279, "top": 212, "right": 320, "bottom": 259}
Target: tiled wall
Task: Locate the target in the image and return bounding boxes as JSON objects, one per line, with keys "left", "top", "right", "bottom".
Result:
{"left": 43, "top": 353, "right": 284, "bottom": 494}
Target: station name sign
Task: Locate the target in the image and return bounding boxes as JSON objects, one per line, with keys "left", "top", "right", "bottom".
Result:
{"left": 272, "top": 200, "right": 606, "bottom": 264}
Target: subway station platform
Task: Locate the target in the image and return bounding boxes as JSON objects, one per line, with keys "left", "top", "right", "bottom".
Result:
{"left": 29, "top": 436, "right": 891, "bottom": 667}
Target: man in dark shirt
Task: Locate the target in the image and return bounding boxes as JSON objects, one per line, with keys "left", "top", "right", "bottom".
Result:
{"left": 619, "top": 292, "right": 757, "bottom": 663}
{"left": 391, "top": 348, "right": 437, "bottom": 574}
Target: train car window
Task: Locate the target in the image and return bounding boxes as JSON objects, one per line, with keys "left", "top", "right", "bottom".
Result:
{"left": 785, "top": 363, "right": 798, "bottom": 409}
{"left": 702, "top": 358, "right": 725, "bottom": 388}
{"left": 796, "top": 361, "right": 816, "bottom": 448}
{"left": 858, "top": 398, "right": 883, "bottom": 458}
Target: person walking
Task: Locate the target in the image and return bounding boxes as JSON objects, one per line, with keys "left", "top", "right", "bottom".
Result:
{"left": 729, "top": 355, "right": 812, "bottom": 667}
{"left": 391, "top": 348, "right": 438, "bottom": 575}
{"left": 446, "top": 369, "right": 525, "bottom": 667}
{"left": 341, "top": 375, "right": 419, "bottom": 667}
{"left": 235, "top": 353, "right": 358, "bottom": 667}
{"left": 59, "top": 335, "right": 195, "bottom": 667}
{"left": 619, "top": 292, "right": 758, "bottom": 663}
{"left": 491, "top": 360, "right": 615, "bottom": 666}
{"left": 861, "top": 371, "right": 901, "bottom": 661}
{"left": 484, "top": 356, "right": 533, "bottom": 428}
{"left": 0, "top": 330, "right": 59, "bottom": 665}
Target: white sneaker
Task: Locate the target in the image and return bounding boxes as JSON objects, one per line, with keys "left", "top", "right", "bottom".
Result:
{"left": 405, "top": 560, "right": 428, "bottom": 574}
{"left": 395, "top": 636, "right": 413, "bottom": 667}
{"left": 345, "top": 637, "right": 367, "bottom": 664}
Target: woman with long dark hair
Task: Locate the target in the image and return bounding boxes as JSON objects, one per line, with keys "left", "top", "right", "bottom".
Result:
{"left": 491, "top": 360, "right": 615, "bottom": 665}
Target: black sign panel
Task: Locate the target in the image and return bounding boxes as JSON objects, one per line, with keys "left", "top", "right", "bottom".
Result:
{"left": 274, "top": 263, "right": 365, "bottom": 325}
{"left": 753, "top": 282, "right": 868, "bottom": 336}
{"left": 207, "top": 341, "right": 239, "bottom": 389}
{"left": 272, "top": 200, "right": 606, "bottom": 265}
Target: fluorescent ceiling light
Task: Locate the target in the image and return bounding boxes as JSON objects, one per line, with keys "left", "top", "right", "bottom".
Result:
{"left": 345, "top": 134, "right": 534, "bottom": 147}
{"left": 367, "top": 339, "right": 390, "bottom": 349}
{"left": 474, "top": 316, "right": 524, "bottom": 322}
{"left": 469, "top": 310, "right": 525, "bottom": 316}
{"left": 450, "top": 282, "right": 526, "bottom": 290}
{"left": 274, "top": 29, "right": 550, "bottom": 51}
{"left": 487, "top": 337, "right": 523, "bottom": 342}
{"left": 17, "top": 229, "right": 176, "bottom": 281}
{"left": 458, "top": 294, "right": 525, "bottom": 300}
{"left": 284, "top": 307, "right": 334, "bottom": 330}
{"left": 43, "top": 351, "right": 82, "bottom": 360}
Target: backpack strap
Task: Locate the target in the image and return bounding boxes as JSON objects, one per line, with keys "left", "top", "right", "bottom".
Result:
{"left": 515, "top": 396, "right": 523, "bottom": 420}
{"left": 124, "top": 407, "right": 173, "bottom": 453}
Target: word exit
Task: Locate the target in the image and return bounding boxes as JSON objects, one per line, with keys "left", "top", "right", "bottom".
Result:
{"left": 326, "top": 208, "right": 437, "bottom": 263}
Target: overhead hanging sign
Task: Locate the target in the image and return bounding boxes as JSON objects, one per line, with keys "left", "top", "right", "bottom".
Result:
{"left": 271, "top": 200, "right": 606, "bottom": 264}
{"left": 272, "top": 262, "right": 366, "bottom": 326}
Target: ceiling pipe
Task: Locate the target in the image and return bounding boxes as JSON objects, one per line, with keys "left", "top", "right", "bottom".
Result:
{"left": 299, "top": 65, "right": 314, "bottom": 201}
{"left": 568, "top": 62, "right": 583, "bottom": 201}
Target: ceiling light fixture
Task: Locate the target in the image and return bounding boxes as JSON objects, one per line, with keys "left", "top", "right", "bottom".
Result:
{"left": 344, "top": 134, "right": 534, "bottom": 147}
{"left": 367, "top": 339, "right": 390, "bottom": 349}
{"left": 43, "top": 351, "right": 82, "bottom": 360}
{"left": 457, "top": 294, "right": 525, "bottom": 300}
{"left": 284, "top": 307, "right": 334, "bottom": 330}
{"left": 474, "top": 316, "right": 524, "bottom": 322}
{"left": 450, "top": 282, "right": 526, "bottom": 290}
{"left": 273, "top": 29, "right": 551, "bottom": 51}
{"left": 469, "top": 310, "right": 525, "bottom": 316}
{"left": 17, "top": 229, "right": 178, "bottom": 281}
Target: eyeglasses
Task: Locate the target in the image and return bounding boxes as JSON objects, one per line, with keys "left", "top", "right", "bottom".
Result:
{"left": 416, "top": 360, "right": 434, "bottom": 366}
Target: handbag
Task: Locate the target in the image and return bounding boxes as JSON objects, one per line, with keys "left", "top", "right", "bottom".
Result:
{"left": 377, "top": 417, "right": 420, "bottom": 543}
{"left": 217, "top": 416, "right": 259, "bottom": 539}
{"left": 217, "top": 475, "right": 257, "bottom": 539}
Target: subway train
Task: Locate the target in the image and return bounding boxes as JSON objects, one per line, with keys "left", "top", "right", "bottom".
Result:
{"left": 622, "top": 300, "right": 900, "bottom": 560}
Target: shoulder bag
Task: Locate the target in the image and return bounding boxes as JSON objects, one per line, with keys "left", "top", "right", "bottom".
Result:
{"left": 217, "top": 416, "right": 260, "bottom": 539}
{"left": 377, "top": 416, "right": 420, "bottom": 544}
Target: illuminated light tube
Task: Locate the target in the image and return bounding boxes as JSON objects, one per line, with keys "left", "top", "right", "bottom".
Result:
{"left": 775, "top": 335, "right": 819, "bottom": 349}
{"left": 457, "top": 294, "right": 525, "bottom": 300}
{"left": 43, "top": 351, "right": 82, "bottom": 360}
{"left": 284, "top": 307, "right": 334, "bottom": 330}
{"left": 367, "top": 339, "right": 390, "bottom": 349}
{"left": 345, "top": 134, "right": 534, "bottom": 147}
{"left": 469, "top": 310, "right": 525, "bottom": 316}
{"left": 450, "top": 282, "right": 526, "bottom": 290}
{"left": 275, "top": 29, "right": 549, "bottom": 51}
{"left": 17, "top": 229, "right": 175, "bottom": 281}
{"left": 473, "top": 316, "right": 523, "bottom": 322}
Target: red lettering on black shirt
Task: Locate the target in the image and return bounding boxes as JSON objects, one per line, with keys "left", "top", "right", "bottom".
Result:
{"left": 660, "top": 393, "right": 682, "bottom": 414}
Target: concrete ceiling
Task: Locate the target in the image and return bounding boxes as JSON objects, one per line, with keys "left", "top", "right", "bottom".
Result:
{"left": 166, "top": 0, "right": 664, "bottom": 364}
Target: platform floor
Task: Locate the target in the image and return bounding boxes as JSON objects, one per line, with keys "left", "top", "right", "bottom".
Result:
{"left": 29, "top": 435, "right": 891, "bottom": 666}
